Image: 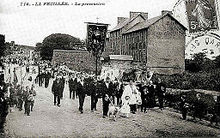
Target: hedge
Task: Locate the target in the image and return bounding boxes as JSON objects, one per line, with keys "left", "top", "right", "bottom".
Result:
{"left": 151, "top": 69, "right": 220, "bottom": 91}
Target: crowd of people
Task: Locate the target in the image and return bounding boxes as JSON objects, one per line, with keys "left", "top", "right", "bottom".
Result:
{"left": 0, "top": 75, "right": 8, "bottom": 133}
{"left": 8, "top": 84, "right": 36, "bottom": 116}
{"left": 47, "top": 64, "right": 168, "bottom": 118}
{"left": 41, "top": 64, "right": 220, "bottom": 125}
{"left": 0, "top": 58, "right": 220, "bottom": 132}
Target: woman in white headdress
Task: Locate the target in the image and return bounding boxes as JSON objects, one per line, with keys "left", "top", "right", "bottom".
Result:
{"left": 121, "top": 79, "right": 140, "bottom": 116}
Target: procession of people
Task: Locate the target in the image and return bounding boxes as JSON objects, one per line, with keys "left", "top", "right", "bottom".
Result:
{"left": 0, "top": 57, "right": 220, "bottom": 130}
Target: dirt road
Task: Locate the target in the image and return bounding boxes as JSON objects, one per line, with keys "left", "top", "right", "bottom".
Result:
{"left": 4, "top": 83, "right": 220, "bottom": 137}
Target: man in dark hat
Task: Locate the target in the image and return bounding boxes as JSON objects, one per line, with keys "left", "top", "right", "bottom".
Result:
{"left": 193, "top": 93, "right": 206, "bottom": 121}
{"left": 100, "top": 77, "right": 113, "bottom": 118}
{"left": 210, "top": 96, "right": 220, "bottom": 126}
{"left": 44, "top": 70, "right": 51, "bottom": 88}
{"left": 90, "top": 78, "right": 99, "bottom": 112}
{"left": 155, "top": 78, "right": 166, "bottom": 110}
{"left": 69, "top": 74, "right": 77, "bottom": 99}
{"left": 52, "top": 74, "right": 64, "bottom": 107}
{"left": 77, "top": 76, "right": 86, "bottom": 113}
{"left": 180, "top": 94, "right": 189, "bottom": 120}
{"left": 147, "top": 81, "right": 156, "bottom": 108}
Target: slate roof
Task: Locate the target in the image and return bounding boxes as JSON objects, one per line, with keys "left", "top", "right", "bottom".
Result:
{"left": 123, "top": 13, "right": 187, "bottom": 34}
{"left": 110, "top": 14, "right": 145, "bottom": 32}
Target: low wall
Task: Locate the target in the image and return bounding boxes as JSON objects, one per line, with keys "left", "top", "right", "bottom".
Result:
{"left": 166, "top": 88, "right": 220, "bottom": 96}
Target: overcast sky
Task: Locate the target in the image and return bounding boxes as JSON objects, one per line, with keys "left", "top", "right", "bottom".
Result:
{"left": 0, "top": 0, "right": 178, "bottom": 46}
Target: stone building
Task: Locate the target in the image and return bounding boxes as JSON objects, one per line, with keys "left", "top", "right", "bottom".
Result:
{"left": 107, "top": 11, "right": 187, "bottom": 74}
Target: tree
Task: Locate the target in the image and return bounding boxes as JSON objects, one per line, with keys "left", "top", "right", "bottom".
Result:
{"left": 186, "top": 52, "right": 216, "bottom": 72}
{"left": 0, "top": 35, "right": 6, "bottom": 58}
{"left": 214, "top": 55, "right": 220, "bottom": 68}
{"left": 40, "top": 33, "right": 83, "bottom": 60}
{"left": 35, "top": 42, "right": 43, "bottom": 52}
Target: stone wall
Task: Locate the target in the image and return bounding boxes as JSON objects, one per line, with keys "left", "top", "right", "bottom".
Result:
{"left": 52, "top": 50, "right": 101, "bottom": 73}
{"left": 166, "top": 88, "right": 220, "bottom": 96}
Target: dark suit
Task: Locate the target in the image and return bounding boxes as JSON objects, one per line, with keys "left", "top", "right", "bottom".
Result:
{"left": 193, "top": 98, "right": 206, "bottom": 120}
{"left": 211, "top": 100, "right": 220, "bottom": 125}
{"left": 52, "top": 78, "right": 64, "bottom": 105}
{"left": 38, "top": 73, "right": 43, "bottom": 86}
{"left": 147, "top": 85, "right": 156, "bottom": 108}
{"left": 100, "top": 82, "right": 113, "bottom": 116}
{"left": 156, "top": 83, "right": 166, "bottom": 109}
{"left": 45, "top": 72, "right": 51, "bottom": 88}
{"left": 90, "top": 81, "right": 98, "bottom": 111}
{"left": 77, "top": 80, "right": 86, "bottom": 113}
{"left": 69, "top": 78, "right": 74, "bottom": 99}
{"left": 69, "top": 78, "right": 78, "bottom": 99}
{"left": 180, "top": 98, "right": 188, "bottom": 120}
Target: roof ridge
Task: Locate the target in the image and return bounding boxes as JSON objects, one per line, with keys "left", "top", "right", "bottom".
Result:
{"left": 110, "top": 13, "right": 145, "bottom": 32}
{"left": 125, "top": 22, "right": 143, "bottom": 32}
{"left": 123, "top": 15, "right": 163, "bottom": 34}
{"left": 122, "top": 12, "right": 189, "bottom": 34}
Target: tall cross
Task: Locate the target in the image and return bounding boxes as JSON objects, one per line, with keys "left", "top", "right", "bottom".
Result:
{"left": 96, "top": 17, "right": 99, "bottom": 23}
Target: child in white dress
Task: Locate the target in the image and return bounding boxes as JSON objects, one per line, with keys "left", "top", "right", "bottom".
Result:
{"left": 120, "top": 96, "right": 130, "bottom": 117}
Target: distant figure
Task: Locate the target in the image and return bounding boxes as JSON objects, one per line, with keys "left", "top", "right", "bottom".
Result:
{"left": 210, "top": 96, "right": 220, "bottom": 126}
{"left": 147, "top": 81, "right": 156, "bottom": 108}
{"left": 140, "top": 85, "right": 149, "bottom": 113}
{"left": 193, "top": 93, "right": 206, "bottom": 121}
{"left": 44, "top": 70, "right": 51, "bottom": 88}
{"left": 26, "top": 66, "right": 30, "bottom": 73}
{"left": 17, "top": 85, "right": 23, "bottom": 111}
{"left": 30, "top": 85, "right": 36, "bottom": 112}
{"left": 23, "top": 86, "right": 31, "bottom": 116}
{"left": 180, "top": 95, "right": 189, "bottom": 120}
{"left": 156, "top": 78, "right": 166, "bottom": 110}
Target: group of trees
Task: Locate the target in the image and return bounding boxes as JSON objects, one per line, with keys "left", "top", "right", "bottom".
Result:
{"left": 36, "top": 33, "right": 85, "bottom": 61}
{"left": 185, "top": 52, "right": 220, "bottom": 73}
{"left": 0, "top": 35, "right": 6, "bottom": 67}
{"left": 154, "top": 52, "right": 220, "bottom": 91}
{"left": 0, "top": 35, "right": 6, "bottom": 58}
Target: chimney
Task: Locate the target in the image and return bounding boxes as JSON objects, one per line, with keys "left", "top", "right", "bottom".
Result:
{"left": 117, "top": 17, "right": 128, "bottom": 25}
{"left": 140, "top": 12, "right": 148, "bottom": 20}
{"left": 130, "top": 11, "right": 142, "bottom": 19}
{"left": 130, "top": 11, "right": 148, "bottom": 20}
{"left": 161, "top": 10, "right": 173, "bottom": 16}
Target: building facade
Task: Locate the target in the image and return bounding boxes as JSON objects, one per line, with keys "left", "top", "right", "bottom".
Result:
{"left": 107, "top": 11, "right": 187, "bottom": 74}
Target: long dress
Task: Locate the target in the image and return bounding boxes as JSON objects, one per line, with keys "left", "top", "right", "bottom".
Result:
{"left": 120, "top": 97, "right": 130, "bottom": 114}
{"left": 123, "top": 84, "right": 139, "bottom": 105}
{"left": 120, "top": 84, "right": 140, "bottom": 113}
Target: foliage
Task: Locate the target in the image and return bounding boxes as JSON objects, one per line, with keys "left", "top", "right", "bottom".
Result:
{"left": 0, "top": 35, "right": 6, "bottom": 58}
{"left": 215, "top": 55, "right": 220, "bottom": 68}
{"left": 186, "top": 52, "right": 219, "bottom": 72}
{"left": 39, "top": 33, "right": 83, "bottom": 61}
{"left": 152, "top": 68, "right": 220, "bottom": 91}
{"left": 164, "top": 90, "right": 216, "bottom": 117}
